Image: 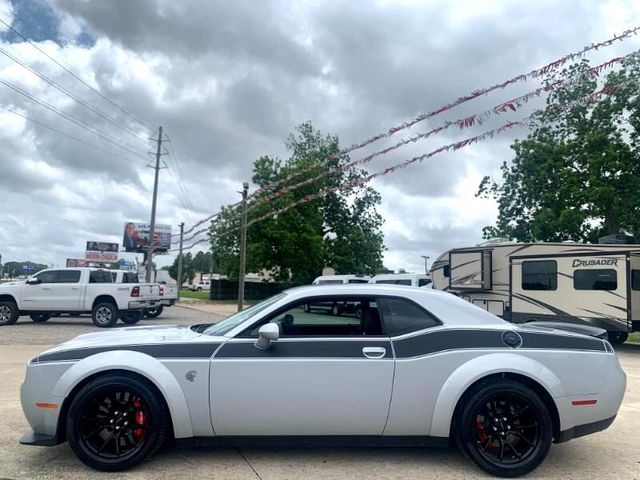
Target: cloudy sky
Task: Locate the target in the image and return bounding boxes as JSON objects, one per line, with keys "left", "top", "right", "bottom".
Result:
{"left": 1, "top": 0, "right": 639, "bottom": 274}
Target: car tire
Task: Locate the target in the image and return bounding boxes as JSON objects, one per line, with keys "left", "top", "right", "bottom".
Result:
{"left": 121, "top": 312, "right": 142, "bottom": 325}
{"left": 92, "top": 302, "right": 118, "bottom": 328}
{"left": 455, "top": 378, "right": 552, "bottom": 478}
{"left": 0, "top": 300, "right": 19, "bottom": 326}
{"left": 65, "top": 372, "right": 170, "bottom": 472}
{"left": 144, "top": 305, "right": 164, "bottom": 319}
{"left": 607, "top": 331, "right": 628, "bottom": 345}
{"left": 197, "top": 287, "right": 202, "bottom": 292}
{"left": 30, "top": 313, "right": 51, "bottom": 322}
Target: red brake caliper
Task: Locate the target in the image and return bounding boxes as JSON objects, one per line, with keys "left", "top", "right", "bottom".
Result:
{"left": 475, "top": 421, "right": 487, "bottom": 442}
{"left": 133, "top": 400, "right": 145, "bottom": 441}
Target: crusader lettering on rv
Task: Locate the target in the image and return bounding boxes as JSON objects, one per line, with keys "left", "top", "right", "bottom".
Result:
{"left": 572, "top": 258, "right": 618, "bottom": 268}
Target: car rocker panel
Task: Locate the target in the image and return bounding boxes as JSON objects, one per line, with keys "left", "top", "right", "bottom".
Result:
{"left": 19, "top": 284, "right": 626, "bottom": 477}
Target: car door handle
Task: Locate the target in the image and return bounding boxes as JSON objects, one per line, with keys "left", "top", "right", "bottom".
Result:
{"left": 42, "top": 287, "right": 52, "bottom": 291}
{"left": 362, "top": 347, "right": 386, "bottom": 359}
{"left": 70, "top": 287, "right": 80, "bottom": 291}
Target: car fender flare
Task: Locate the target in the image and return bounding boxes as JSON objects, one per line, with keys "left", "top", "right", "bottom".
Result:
{"left": 429, "top": 352, "right": 573, "bottom": 437}
{"left": 49, "top": 351, "right": 193, "bottom": 439}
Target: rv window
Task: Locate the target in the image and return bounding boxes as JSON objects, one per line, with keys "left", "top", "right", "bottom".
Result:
{"left": 376, "top": 279, "right": 412, "bottom": 286}
{"left": 522, "top": 261, "right": 557, "bottom": 291}
{"left": 574, "top": 269, "right": 617, "bottom": 291}
{"left": 348, "top": 279, "right": 369, "bottom": 284}
{"left": 632, "top": 270, "right": 640, "bottom": 290}
{"left": 443, "top": 265, "right": 450, "bottom": 278}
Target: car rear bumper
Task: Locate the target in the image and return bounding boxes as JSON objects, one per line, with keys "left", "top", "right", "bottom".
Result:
{"left": 556, "top": 415, "right": 616, "bottom": 443}
{"left": 128, "top": 300, "right": 160, "bottom": 310}
{"left": 160, "top": 299, "right": 176, "bottom": 306}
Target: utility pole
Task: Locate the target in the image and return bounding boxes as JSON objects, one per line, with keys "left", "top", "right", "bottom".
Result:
{"left": 421, "top": 255, "right": 430, "bottom": 274}
{"left": 237, "top": 182, "right": 249, "bottom": 312}
{"left": 176, "top": 222, "right": 184, "bottom": 301}
{"left": 146, "top": 126, "right": 163, "bottom": 283}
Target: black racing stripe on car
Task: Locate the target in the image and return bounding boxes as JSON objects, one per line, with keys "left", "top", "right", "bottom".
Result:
{"left": 215, "top": 340, "right": 393, "bottom": 359}
{"left": 35, "top": 343, "right": 221, "bottom": 363}
{"left": 392, "top": 329, "right": 606, "bottom": 358}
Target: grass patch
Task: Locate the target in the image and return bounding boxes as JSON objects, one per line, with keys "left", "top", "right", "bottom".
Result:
{"left": 628, "top": 332, "right": 640, "bottom": 344}
{"left": 179, "top": 289, "right": 210, "bottom": 300}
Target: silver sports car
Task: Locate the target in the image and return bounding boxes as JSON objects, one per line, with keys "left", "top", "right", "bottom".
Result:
{"left": 20, "top": 285, "right": 626, "bottom": 477}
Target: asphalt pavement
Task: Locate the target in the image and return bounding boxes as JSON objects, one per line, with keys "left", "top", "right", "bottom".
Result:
{"left": 0, "top": 305, "right": 638, "bottom": 479}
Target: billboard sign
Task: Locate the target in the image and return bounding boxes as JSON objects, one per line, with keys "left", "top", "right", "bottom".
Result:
{"left": 85, "top": 241, "right": 119, "bottom": 262}
{"left": 66, "top": 258, "right": 90, "bottom": 267}
{"left": 123, "top": 222, "right": 172, "bottom": 253}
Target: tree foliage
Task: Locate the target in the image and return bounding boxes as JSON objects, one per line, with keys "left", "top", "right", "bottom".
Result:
{"left": 478, "top": 55, "right": 640, "bottom": 242}
{"left": 210, "top": 122, "right": 385, "bottom": 284}
{"left": 167, "top": 253, "right": 195, "bottom": 285}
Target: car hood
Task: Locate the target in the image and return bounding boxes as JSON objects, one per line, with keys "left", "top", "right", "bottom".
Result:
{"left": 38, "top": 324, "right": 226, "bottom": 358}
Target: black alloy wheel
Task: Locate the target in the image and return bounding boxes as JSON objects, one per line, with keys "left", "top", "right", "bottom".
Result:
{"left": 30, "top": 313, "right": 51, "bottom": 322}
{"left": 66, "top": 374, "right": 169, "bottom": 471}
{"left": 607, "top": 331, "right": 628, "bottom": 345}
{"left": 144, "top": 305, "right": 164, "bottom": 319}
{"left": 457, "top": 379, "right": 552, "bottom": 477}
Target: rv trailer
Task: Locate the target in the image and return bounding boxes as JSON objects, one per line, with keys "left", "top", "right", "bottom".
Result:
{"left": 430, "top": 239, "right": 640, "bottom": 344}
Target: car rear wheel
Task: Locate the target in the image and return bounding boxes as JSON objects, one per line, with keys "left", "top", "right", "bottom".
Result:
{"left": 30, "top": 313, "right": 51, "bottom": 322}
{"left": 144, "top": 305, "right": 164, "bottom": 319}
{"left": 456, "top": 378, "right": 552, "bottom": 478}
{"left": 607, "top": 331, "right": 628, "bottom": 345}
{"left": 66, "top": 373, "right": 169, "bottom": 471}
{"left": 121, "top": 312, "right": 142, "bottom": 325}
{"left": 0, "top": 301, "right": 19, "bottom": 326}
{"left": 92, "top": 303, "right": 118, "bottom": 328}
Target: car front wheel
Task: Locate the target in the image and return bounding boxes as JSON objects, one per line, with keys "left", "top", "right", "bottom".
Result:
{"left": 0, "top": 301, "right": 19, "bottom": 326}
{"left": 92, "top": 303, "right": 118, "bottom": 328}
{"left": 456, "top": 378, "right": 552, "bottom": 478}
{"left": 607, "top": 331, "right": 628, "bottom": 345}
{"left": 66, "top": 373, "right": 169, "bottom": 471}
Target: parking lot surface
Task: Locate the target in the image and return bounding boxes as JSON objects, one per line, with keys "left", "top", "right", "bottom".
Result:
{"left": 0, "top": 306, "right": 638, "bottom": 479}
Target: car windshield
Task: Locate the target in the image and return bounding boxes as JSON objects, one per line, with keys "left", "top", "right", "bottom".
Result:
{"left": 202, "top": 293, "right": 286, "bottom": 336}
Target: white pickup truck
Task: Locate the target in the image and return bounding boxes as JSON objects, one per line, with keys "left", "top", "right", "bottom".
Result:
{"left": 110, "top": 270, "right": 177, "bottom": 318}
{"left": 0, "top": 268, "right": 160, "bottom": 328}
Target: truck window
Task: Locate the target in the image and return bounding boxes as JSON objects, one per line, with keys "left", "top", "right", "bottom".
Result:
{"left": 522, "top": 260, "right": 557, "bottom": 291}
{"left": 348, "top": 279, "right": 369, "bottom": 283}
{"left": 34, "top": 271, "right": 59, "bottom": 283}
{"left": 574, "top": 269, "right": 617, "bottom": 291}
{"left": 418, "top": 278, "right": 431, "bottom": 287}
{"left": 123, "top": 273, "right": 139, "bottom": 283}
{"left": 632, "top": 270, "right": 640, "bottom": 290}
{"left": 90, "top": 271, "right": 113, "bottom": 283}
{"left": 56, "top": 270, "right": 81, "bottom": 283}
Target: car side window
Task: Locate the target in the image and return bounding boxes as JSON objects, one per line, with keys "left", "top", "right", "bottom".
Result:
{"left": 90, "top": 271, "right": 113, "bottom": 283}
{"left": 55, "top": 270, "right": 81, "bottom": 283}
{"left": 377, "top": 297, "right": 440, "bottom": 336}
{"left": 241, "top": 297, "right": 384, "bottom": 337}
{"left": 34, "top": 270, "right": 59, "bottom": 283}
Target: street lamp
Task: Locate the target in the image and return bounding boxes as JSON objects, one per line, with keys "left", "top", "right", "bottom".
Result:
{"left": 421, "top": 255, "right": 430, "bottom": 274}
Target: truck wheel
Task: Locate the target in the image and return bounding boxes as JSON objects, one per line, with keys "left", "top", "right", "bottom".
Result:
{"left": 455, "top": 378, "right": 552, "bottom": 477}
{"left": 30, "top": 313, "right": 51, "bottom": 322}
{"left": 607, "top": 331, "right": 628, "bottom": 345}
{"left": 92, "top": 303, "right": 118, "bottom": 328}
{"left": 0, "top": 301, "right": 19, "bottom": 326}
{"left": 65, "top": 372, "right": 170, "bottom": 471}
{"left": 121, "top": 312, "right": 142, "bottom": 325}
{"left": 197, "top": 287, "right": 202, "bottom": 292}
{"left": 144, "top": 305, "right": 164, "bottom": 319}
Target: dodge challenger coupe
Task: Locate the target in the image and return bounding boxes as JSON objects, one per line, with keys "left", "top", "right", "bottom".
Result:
{"left": 20, "top": 285, "right": 626, "bottom": 477}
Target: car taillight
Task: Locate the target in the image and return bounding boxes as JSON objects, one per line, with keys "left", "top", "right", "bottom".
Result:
{"left": 160, "top": 287, "right": 164, "bottom": 296}
{"left": 131, "top": 286, "right": 140, "bottom": 297}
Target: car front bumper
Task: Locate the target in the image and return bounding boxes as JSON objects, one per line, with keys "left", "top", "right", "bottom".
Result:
{"left": 20, "top": 431, "right": 61, "bottom": 447}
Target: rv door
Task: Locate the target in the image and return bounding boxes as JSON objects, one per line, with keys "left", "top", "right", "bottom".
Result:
{"left": 448, "top": 249, "right": 492, "bottom": 290}
{"left": 629, "top": 253, "right": 640, "bottom": 328}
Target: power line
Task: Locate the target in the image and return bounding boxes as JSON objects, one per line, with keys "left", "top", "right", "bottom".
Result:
{"left": 0, "top": 76, "right": 149, "bottom": 160}
{"left": 0, "top": 104, "right": 145, "bottom": 164}
{"left": 0, "top": 16, "right": 152, "bottom": 131}
{"left": 0, "top": 45, "right": 149, "bottom": 145}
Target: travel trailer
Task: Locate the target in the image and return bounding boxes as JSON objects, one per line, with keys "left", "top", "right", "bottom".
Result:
{"left": 430, "top": 238, "right": 640, "bottom": 344}
{"left": 312, "top": 274, "right": 371, "bottom": 285}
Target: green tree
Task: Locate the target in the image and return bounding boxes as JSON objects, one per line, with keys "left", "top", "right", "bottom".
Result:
{"left": 2, "top": 261, "right": 48, "bottom": 278}
{"left": 168, "top": 253, "right": 195, "bottom": 286}
{"left": 478, "top": 55, "right": 640, "bottom": 242}
{"left": 210, "top": 122, "right": 385, "bottom": 283}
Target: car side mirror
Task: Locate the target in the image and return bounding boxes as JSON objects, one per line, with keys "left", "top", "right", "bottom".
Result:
{"left": 254, "top": 323, "right": 279, "bottom": 349}
{"left": 26, "top": 278, "right": 40, "bottom": 285}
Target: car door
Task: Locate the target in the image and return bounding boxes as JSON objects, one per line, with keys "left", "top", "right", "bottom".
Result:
{"left": 21, "top": 270, "right": 59, "bottom": 310}
{"left": 47, "top": 269, "right": 83, "bottom": 310}
{"left": 210, "top": 295, "right": 394, "bottom": 436}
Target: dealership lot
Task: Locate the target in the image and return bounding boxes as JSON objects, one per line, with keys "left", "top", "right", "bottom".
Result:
{"left": 0, "top": 306, "right": 638, "bottom": 480}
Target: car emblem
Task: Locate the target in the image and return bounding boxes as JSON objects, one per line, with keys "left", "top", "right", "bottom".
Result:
{"left": 186, "top": 370, "right": 197, "bottom": 382}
